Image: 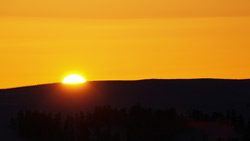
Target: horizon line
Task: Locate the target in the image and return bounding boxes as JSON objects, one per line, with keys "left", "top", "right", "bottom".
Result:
{"left": 1, "top": 78, "right": 250, "bottom": 90}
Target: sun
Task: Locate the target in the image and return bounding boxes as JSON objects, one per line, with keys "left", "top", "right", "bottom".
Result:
{"left": 63, "top": 74, "right": 86, "bottom": 84}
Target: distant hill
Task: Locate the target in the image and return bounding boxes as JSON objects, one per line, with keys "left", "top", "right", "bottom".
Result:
{"left": 1, "top": 79, "right": 250, "bottom": 113}
{"left": 1, "top": 79, "right": 250, "bottom": 139}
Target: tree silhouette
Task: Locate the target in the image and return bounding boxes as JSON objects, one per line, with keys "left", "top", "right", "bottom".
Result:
{"left": 10, "top": 104, "right": 248, "bottom": 141}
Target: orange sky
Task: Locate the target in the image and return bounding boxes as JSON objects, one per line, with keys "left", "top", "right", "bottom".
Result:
{"left": 0, "top": 0, "right": 250, "bottom": 88}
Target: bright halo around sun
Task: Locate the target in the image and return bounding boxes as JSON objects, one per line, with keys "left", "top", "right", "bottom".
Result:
{"left": 63, "top": 74, "right": 86, "bottom": 84}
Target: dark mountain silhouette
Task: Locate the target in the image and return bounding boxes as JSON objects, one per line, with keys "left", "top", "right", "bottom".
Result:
{"left": 1, "top": 79, "right": 250, "bottom": 140}
{"left": 1, "top": 79, "right": 250, "bottom": 113}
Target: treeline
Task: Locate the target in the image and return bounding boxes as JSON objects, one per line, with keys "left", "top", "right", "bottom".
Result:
{"left": 9, "top": 104, "right": 250, "bottom": 141}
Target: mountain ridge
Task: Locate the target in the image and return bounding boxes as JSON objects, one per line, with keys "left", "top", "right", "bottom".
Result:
{"left": 1, "top": 78, "right": 250, "bottom": 139}
{"left": 1, "top": 78, "right": 250, "bottom": 90}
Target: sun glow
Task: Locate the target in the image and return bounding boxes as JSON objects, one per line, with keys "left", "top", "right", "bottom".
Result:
{"left": 63, "top": 74, "right": 86, "bottom": 84}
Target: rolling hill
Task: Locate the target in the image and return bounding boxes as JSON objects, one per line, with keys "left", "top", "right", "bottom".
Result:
{"left": 0, "top": 79, "right": 250, "bottom": 139}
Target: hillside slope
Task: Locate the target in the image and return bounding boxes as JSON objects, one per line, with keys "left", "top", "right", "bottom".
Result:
{"left": 0, "top": 79, "right": 250, "bottom": 139}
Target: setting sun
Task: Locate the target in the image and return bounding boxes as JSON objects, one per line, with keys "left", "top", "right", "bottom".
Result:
{"left": 62, "top": 74, "right": 86, "bottom": 84}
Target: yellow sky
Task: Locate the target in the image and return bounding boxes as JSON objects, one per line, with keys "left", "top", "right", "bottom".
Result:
{"left": 1, "top": 0, "right": 250, "bottom": 18}
{"left": 0, "top": 0, "right": 250, "bottom": 88}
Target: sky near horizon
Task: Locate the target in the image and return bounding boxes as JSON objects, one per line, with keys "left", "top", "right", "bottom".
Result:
{"left": 0, "top": 0, "right": 250, "bottom": 88}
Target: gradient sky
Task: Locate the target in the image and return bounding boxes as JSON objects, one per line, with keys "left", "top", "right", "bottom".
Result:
{"left": 0, "top": 0, "right": 250, "bottom": 88}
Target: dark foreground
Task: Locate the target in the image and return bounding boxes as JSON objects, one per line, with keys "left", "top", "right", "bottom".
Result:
{"left": 1, "top": 79, "right": 250, "bottom": 140}
{"left": 10, "top": 104, "right": 249, "bottom": 141}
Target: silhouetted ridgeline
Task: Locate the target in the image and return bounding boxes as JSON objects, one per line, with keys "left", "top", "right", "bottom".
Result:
{"left": 1, "top": 79, "right": 250, "bottom": 140}
{"left": 1, "top": 79, "right": 250, "bottom": 113}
